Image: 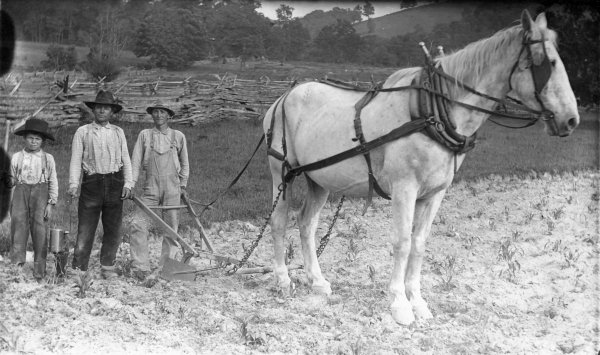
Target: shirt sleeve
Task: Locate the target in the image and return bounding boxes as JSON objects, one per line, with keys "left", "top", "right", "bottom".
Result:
{"left": 130, "top": 131, "right": 145, "bottom": 188}
{"left": 8, "top": 151, "right": 19, "bottom": 188}
{"left": 178, "top": 132, "right": 189, "bottom": 188}
{"left": 69, "top": 127, "right": 85, "bottom": 190}
{"left": 47, "top": 154, "right": 58, "bottom": 204}
{"left": 119, "top": 128, "right": 133, "bottom": 189}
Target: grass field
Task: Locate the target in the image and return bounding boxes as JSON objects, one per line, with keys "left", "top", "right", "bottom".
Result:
{"left": 2, "top": 111, "right": 597, "bottom": 231}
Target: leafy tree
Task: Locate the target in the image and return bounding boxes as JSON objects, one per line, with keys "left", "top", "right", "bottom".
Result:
{"left": 300, "top": 7, "right": 362, "bottom": 38}
{"left": 82, "top": 6, "right": 133, "bottom": 80}
{"left": 269, "top": 4, "right": 310, "bottom": 62}
{"left": 276, "top": 4, "right": 294, "bottom": 22}
{"left": 205, "top": 2, "right": 272, "bottom": 61}
{"left": 311, "top": 19, "right": 362, "bottom": 63}
{"left": 362, "top": 1, "right": 375, "bottom": 18}
{"left": 133, "top": 3, "right": 207, "bottom": 69}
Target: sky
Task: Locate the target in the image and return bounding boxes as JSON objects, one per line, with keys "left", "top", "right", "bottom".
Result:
{"left": 257, "top": 1, "right": 405, "bottom": 20}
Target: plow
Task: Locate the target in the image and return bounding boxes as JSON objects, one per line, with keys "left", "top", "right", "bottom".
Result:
{"left": 131, "top": 195, "right": 241, "bottom": 281}
{"left": 131, "top": 192, "right": 309, "bottom": 281}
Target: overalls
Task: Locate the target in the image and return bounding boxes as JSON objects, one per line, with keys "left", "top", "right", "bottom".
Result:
{"left": 10, "top": 153, "right": 49, "bottom": 278}
{"left": 130, "top": 131, "right": 181, "bottom": 271}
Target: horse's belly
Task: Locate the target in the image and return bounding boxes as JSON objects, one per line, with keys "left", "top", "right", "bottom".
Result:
{"left": 305, "top": 158, "right": 372, "bottom": 196}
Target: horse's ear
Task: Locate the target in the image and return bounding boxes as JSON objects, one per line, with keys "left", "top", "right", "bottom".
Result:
{"left": 521, "top": 9, "right": 534, "bottom": 32}
{"left": 535, "top": 12, "right": 547, "bottom": 30}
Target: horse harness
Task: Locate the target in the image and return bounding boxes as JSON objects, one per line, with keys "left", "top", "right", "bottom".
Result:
{"left": 266, "top": 29, "right": 554, "bottom": 212}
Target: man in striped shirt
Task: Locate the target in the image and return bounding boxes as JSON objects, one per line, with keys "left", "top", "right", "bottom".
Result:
{"left": 68, "top": 90, "right": 132, "bottom": 279}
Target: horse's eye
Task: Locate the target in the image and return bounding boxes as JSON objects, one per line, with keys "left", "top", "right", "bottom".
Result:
{"left": 550, "top": 60, "right": 556, "bottom": 67}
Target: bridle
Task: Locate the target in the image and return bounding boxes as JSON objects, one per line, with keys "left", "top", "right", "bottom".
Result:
{"left": 508, "top": 30, "right": 555, "bottom": 124}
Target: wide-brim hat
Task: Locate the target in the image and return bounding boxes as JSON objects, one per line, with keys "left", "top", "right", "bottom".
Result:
{"left": 13, "top": 118, "right": 55, "bottom": 141}
{"left": 84, "top": 90, "right": 123, "bottom": 113}
{"left": 146, "top": 102, "right": 175, "bottom": 117}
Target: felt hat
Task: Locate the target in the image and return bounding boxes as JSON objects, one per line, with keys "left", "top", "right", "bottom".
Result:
{"left": 13, "top": 118, "right": 55, "bottom": 141}
{"left": 146, "top": 102, "right": 175, "bottom": 117}
{"left": 84, "top": 90, "right": 123, "bottom": 113}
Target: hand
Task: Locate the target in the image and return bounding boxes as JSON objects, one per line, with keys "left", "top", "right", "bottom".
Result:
{"left": 44, "top": 204, "right": 53, "bottom": 221}
{"left": 68, "top": 187, "right": 78, "bottom": 198}
{"left": 180, "top": 187, "right": 188, "bottom": 201}
{"left": 121, "top": 187, "right": 132, "bottom": 200}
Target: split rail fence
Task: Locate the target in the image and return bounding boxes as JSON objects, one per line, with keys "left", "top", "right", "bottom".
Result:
{"left": 0, "top": 69, "right": 310, "bottom": 127}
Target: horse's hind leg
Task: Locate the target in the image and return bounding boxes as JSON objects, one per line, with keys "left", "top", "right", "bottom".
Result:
{"left": 298, "top": 176, "right": 330, "bottom": 295}
{"left": 270, "top": 167, "right": 293, "bottom": 294}
{"left": 406, "top": 190, "right": 446, "bottom": 320}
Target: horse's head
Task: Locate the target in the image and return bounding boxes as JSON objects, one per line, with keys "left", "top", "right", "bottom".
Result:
{"left": 509, "top": 10, "right": 579, "bottom": 137}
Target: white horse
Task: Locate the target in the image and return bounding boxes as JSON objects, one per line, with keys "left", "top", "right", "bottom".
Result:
{"left": 262, "top": 10, "right": 578, "bottom": 325}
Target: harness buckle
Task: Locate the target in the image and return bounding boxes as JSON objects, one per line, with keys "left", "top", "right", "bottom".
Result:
{"left": 541, "top": 110, "right": 555, "bottom": 121}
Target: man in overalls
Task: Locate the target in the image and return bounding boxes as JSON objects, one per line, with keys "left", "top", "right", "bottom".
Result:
{"left": 129, "top": 102, "right": 189, "bottom": 280}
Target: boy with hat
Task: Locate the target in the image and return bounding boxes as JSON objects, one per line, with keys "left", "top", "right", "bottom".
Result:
{"left": 129, "top": 102, "right": 189, "bottom": 279}
{"left": 68, "top": 90, "right": 132, "bottom": 279}
{"left": 7, "top": 118, "right": 58, "bottom": 282}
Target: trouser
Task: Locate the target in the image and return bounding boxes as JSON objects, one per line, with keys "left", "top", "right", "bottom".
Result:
{"left": 72, "top": 170, "right": 124, "bottom": 271}
{"left": 130, "top": 171, "right": 181, "bottom": 271}
{"left": 10, "top": 183, "right": 48, "bottom": 278}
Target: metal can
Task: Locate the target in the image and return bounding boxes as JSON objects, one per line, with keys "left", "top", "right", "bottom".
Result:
{"left": 49, "top": 228, "right": 64, "bottom": 253}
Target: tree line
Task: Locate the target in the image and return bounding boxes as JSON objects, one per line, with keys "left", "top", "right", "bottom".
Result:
{"left": 4, "top": 0, "right": 598, "bottom": 104}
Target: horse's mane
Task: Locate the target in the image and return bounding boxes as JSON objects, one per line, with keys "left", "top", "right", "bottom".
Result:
{"left": 439, "top": 23, "right": 557, "bottom": 87}
{"left": 385, "top": 22, "right": 557, "bottom": 93}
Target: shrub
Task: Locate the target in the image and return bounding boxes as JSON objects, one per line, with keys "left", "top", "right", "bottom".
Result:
{"left": 82, "top": 47, "right": 121, "bottom": 82}
{"left": 41, "top": 44, "right": 77, "bottom": 71}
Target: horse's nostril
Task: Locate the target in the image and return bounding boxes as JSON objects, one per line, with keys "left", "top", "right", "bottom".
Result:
{"left": 568, "top": 117, "right": 578, "bottom": 129}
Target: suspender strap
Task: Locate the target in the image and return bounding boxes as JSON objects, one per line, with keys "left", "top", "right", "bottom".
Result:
{"left": 15, "top": 151, "right": 49, "bottom": 184}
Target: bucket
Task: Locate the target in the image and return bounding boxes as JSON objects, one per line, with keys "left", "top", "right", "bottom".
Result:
{"left": 49, "top": 228, "right": 67, "bottom": 253}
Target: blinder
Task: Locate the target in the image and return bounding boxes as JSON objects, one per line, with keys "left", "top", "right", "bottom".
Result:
{"left": 524, "top": 35, "right": 552, "bottom": 95}
{"left": 508, "top": 31, "right": 555, "bottom": 122}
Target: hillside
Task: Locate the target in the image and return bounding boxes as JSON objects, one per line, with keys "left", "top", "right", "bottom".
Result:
{"left": 353, "top": 1, "right": 542, "bottom": 39}
{"left": 354, "top": 2, "right": 475, "bottom": 38}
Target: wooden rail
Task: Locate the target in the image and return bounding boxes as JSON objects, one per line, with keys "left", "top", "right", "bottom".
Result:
{"left": 0, "top": 71, "right": 325, "bottom": 125}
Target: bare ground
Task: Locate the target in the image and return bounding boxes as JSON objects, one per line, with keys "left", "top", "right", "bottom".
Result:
{"left": 0, "top": 170, "right": 598, "bottom": 354}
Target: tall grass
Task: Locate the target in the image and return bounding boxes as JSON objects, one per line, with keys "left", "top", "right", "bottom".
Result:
{"left": 1, "top": 112, "right": 597, "bottom": 228}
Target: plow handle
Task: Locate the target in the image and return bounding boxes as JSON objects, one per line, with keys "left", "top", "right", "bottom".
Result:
{"left": 131, "top": 195, "right": 197, "bottom": 255}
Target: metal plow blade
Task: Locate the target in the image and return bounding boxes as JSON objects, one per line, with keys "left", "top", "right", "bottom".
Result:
{"left": 161, "top": 258, "right": 198, "bottom": 281}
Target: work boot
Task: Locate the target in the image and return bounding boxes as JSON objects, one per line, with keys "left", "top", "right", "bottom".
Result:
{"left": 132, "top": 269, "right": 150, "bottom": 281}
{"left": 101, "top": 265, "right": 119, "bottom": 280}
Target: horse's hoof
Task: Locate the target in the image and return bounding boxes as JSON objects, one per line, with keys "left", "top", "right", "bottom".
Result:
{"left": 276, "top": 279, "right": 292, "bottom": 297}
{"left": 413, "top": 303, "right": 434, "bottom": 320}
{"left": 391, "top": 306, "right": 415, "bottom": 326}
{"left": 311, "top": 280, "right": 332, "bottom": 296}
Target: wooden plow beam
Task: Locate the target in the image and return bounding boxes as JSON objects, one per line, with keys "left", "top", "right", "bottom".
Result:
{"left": 131, "top": 196, "right": 240, "bottom": 268}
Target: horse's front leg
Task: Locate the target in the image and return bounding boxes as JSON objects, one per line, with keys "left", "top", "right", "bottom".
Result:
{"left": 406, "top": 190, "right": 446, "bottom": 320}
{"left": 298, "top": 177, "right": 330, "bottom": 295}
{"left": 389, "top": 183, "right": 418, "bottom": 325}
